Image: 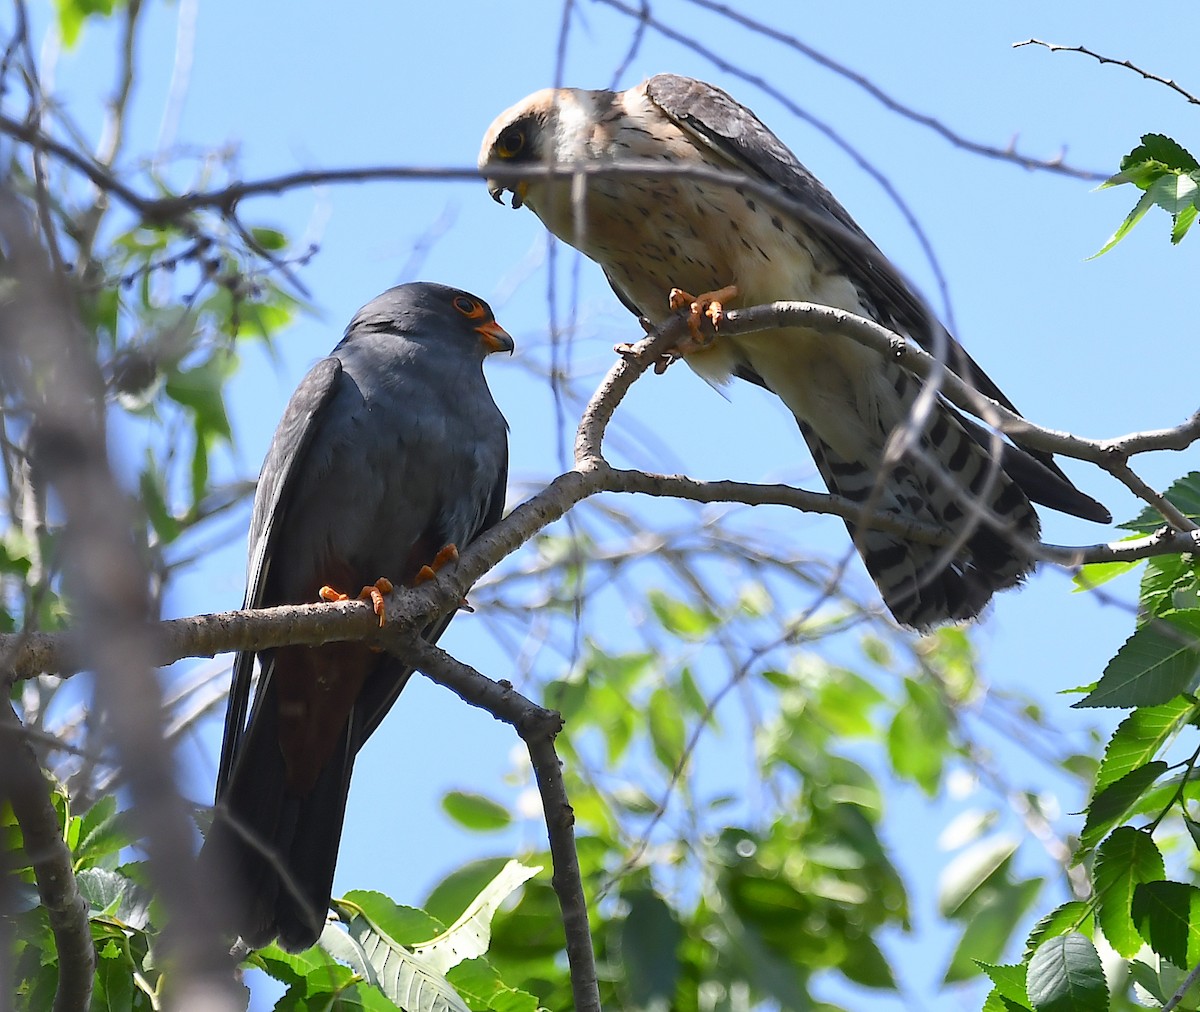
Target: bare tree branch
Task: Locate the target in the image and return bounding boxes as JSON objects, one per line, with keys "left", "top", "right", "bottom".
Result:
{"left": 405, "top": 640, "right": 600, "bottom": 1012}
{"left": 679, "top": 0, "right": 1107, "bottom": 179}
{"left": 1015, "top": 39, "right": 1200, "bottom": 106}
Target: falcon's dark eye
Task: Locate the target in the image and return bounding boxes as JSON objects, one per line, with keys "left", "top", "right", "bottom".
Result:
{"left": 452, "top": 295, "right": 485, "bottom": 320}
{"left": 496, "top": 126, "right": 526, "bottom": 159}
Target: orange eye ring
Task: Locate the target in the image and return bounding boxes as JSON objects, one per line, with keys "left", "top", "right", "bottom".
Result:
{"left": 452, "top": 295, "right": 486, "bottom": 320}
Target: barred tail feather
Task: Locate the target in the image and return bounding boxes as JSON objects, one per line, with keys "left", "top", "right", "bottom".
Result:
{"left": 797, "top": 405, "right": 1041, "bottom": 630}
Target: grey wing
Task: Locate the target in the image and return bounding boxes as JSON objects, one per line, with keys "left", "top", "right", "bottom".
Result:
{"left": 216, "top": 357, "right": 344, "bottom": 796}
{"left": 351, "top": 435, "right": 509, "bottom": 749}
{"left": 645, "top": 74, "right": 1108, "bottom": 522}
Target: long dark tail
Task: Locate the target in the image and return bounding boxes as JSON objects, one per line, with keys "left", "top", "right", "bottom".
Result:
{"left": 797, "top": 400, "right": 1041, "bottom": 630}
{"left": 200, "top": 678, "right": 353, "bottom": 953}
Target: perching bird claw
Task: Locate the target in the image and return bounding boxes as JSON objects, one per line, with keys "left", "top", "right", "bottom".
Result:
{"left": 668, "top": 284, "right": 739, "bottom": 357}
{"left": 319, "top": 577, "right": 395, "bottom": 627}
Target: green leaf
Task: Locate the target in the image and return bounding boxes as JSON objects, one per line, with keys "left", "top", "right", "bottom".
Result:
{"left": 74, "top": 795, "right": 129, "bottom": 868}
{"left": 1024, "top": 903, "right": 1093, "bottom": 960}
{"left": 412, "top": 860, "right": 541, "bottom": 972}
{"left": 619, "top": 888, "right": 681, "bottom": 1011}
{"left": 1121, "top": 472, "right": 1200, "bottom": 534}
{"left": 318, "top": 919, "right": 466, "bottom": 1012}
{"left": 647, "top": 686, "right": 687, "bottom": 774}
{"left": 1130, "top": 954, "right": 1200, "bottom": 1009}
{"left": 978, "top": 963, "right": 1029, "bottom": 1006}
{"left": 1026, "top": 933, "right": 1107, "bottom": 1012}
{"left": 839, "top": 933, "right": 896, "bottom": 990}
{"left": 1123, "top": 134, "right": 1200, "bottom": 174}
{"left": 441, "top": 791, "right": 511, "bottom": 832}
{"left": 938, "top": 835, "right": 1019, "bottom": 917}
{"left": 337, "top": 892, "right": 444, "bottom": 948}
{"left": 1072, "top": 560, "right": 1139, "bottom": 592}
{"left": 164, "top": 354, "right": 235, "bottom": 442}
{"left": 445, "top": 959, "right": 539, "bottom": 1012}
{"left": 1094, "top": 696, "right": 1197, "bottom": 793}
{"left": 1172, "top": 198, "right": 1199, "bottom": 244}
{"left": 55, "top": 0, "right": 117, "bottom": 48}
{"left": 1094, "top": 827, "right": 1165, "bottom": 957}
{"left": 647, "top": 590, "right": 718, "bottom": 639}
{"left": 1132, "top": 880, "right": 1200, "bottom": 970}
{"left": 250, "top": 226, "right": 288, "bottom": 251}
{"left": 77, "top": 867, "right": 152, "bottom": 929}
{"left": 92, "top": 939, "right": 137, "bottom": 1011}
{"left": 1079, "top": 761, "right": 1167, "bottom": 853}
{"left": 1074, "top": 611, "right": 1200, "bottom": 708}
{"left": 886, "top": 677, "right": 949, "bottom": 794}
{"left": 1092, "top": 186, "right": 1157, "bottom": 256}
{"left": 943, "top": 877, "right": 1042, "bottom": 983}
{"left": 1140, "top": 554, "right": 1200, "bottom": 619}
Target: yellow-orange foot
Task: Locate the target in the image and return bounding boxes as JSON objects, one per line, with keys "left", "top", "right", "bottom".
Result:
{"left": 412, "top": 544, "right": 475, "bottom": 613}
{"left": 320, "top": 577, "right": 395, "bottom": 627}
{"left": 669, "top": 284, "right": 739, "bottom": 347}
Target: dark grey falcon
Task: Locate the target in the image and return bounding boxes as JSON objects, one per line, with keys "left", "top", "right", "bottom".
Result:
{"left": 479, "top": 73, "right": 1108, "bottom": 629}
{"left": 200, "top": 282, "right": 512, "bottom": 952}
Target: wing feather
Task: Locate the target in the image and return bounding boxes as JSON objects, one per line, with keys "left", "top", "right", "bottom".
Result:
{"left": 644, "top": 74, "right": 1108, "bottom": 523}
{"left": 215, "top": 356, "right": 344, "bottom": 797}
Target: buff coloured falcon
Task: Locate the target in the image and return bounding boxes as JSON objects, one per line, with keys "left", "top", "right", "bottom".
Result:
{"left": 200, "top": 282, "right": 512, "bottom": 951}
{"left": 479, "top": 73, "right": 1108, "bottom": 629}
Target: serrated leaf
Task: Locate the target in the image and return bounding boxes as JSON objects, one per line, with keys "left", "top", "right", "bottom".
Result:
{"left": 1074, "top": 611, "right": 1200, "bottom": 708}
{"left": 1079, "top": 761, "right": 1167, "bottom": 853}
{"left": 1140, "top": 554, "right": 1199, "bottom": 619}
{"left": 1024, "top": 902, "right": 1093, "bottom": 961}
{"left": 319, "top": 919, "right": 465, "bottom": 1012}
{"left": 1027, "top": 933, "right": 1107, "bottom": 1012}
{"left": 1094, "top": 696, "right": 1197, "bottom": 793}
{"left": 338, "top": 892, "right": 444, "bottom": 947}
{"left": 978, "top": 962, "right": 1029, "bottom": 1006}
{"left": 1132, "top": 880, "right": 1200, "bottom": 970}
{"left": 1094, "top": 827, "right": 1165, "bottom": 957}
{"left": 441, "top": 791, "right": 511, "bottom": 832}
{"left": 1124, "top": 134, "right": 1200, "bottom": 174}
{"left": 1121, "top": 472, "right": 1200, "bottom": 535}
{"left": 413, "top": 860, "right": 541, "bottom": 973}
{"left": 76, "top": 867, "right": 152, "bottom": 929}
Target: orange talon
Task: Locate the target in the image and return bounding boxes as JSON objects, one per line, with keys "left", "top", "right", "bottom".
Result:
{"left": 361, "top": 577, "right": 394, "bottom": 627}
{"left": 319, "top": 577, "right": 393, "bottom": 628}
{"left": 668, "top": 284, "right": 740, "bottom": 350}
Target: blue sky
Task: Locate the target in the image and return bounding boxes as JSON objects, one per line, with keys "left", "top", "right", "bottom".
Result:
{"left": 39, "top": 1, "right": 1200, "bottom": 1007}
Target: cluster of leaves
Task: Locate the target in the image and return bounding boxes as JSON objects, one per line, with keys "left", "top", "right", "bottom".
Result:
{"left": 980, "top": 473, "right": 1200, "bottom": 1011}
{"left": 11, "top": 790, "right": 156, "bottom": 1009}
{"left": 1096, "top": 134, "right": 1200, "bottom": 254}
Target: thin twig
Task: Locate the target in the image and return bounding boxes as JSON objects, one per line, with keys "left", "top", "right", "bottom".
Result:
{"left": 1015, "top": 39, "right": 1200, "bottom": 106}
{"left": 680, "top": 1, "right": 1107, "bottom": 179}
{"left": 404, "top": 640, "right": 600, "bottom": 1012}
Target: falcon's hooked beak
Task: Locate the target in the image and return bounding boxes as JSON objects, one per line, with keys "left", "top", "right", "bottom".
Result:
{"left": 487, "top": 179, "right": 529, "bottom": 209}
{"left": 476, "top": 319, "right": 515, "bottom": 355}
